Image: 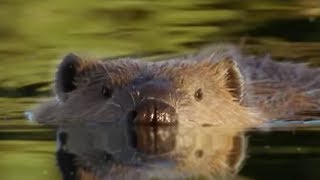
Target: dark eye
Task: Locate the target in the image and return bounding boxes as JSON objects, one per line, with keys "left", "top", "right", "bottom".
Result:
{"left": 194, "top": 88, "right": 203, "bottom": 101}
{"left": 101, "top": 86, "right": 113, "bottom": 98}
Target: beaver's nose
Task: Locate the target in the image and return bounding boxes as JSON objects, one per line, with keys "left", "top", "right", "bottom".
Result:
{"left": 129, "top": 99, "right": 178, "bottom": 126}
{"left": 127, "top": 99, "right": 178, "bottom": 155}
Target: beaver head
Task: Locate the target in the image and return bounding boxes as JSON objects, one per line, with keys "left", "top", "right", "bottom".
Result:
{"left": 33, "top": 52, "right": 263, "bottom": 179}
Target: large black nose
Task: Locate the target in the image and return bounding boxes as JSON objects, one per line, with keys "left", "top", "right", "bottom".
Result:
{"left": 128, "top": 99, "right": 178, "bottom": 155}
{"left": 130, "top": 99, "right": 178, "bottom": 126}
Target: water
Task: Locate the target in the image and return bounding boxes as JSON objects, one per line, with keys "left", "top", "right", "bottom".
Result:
{"left": 1, "top": 0, "right": 320, "bottom": 179}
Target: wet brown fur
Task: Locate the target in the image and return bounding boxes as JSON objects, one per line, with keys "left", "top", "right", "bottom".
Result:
{"left": 33, "top": 45, "right": 320, "bottom": 179}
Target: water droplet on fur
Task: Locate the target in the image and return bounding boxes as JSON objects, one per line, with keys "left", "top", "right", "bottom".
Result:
{"left": 24, "top": 111, "right": 34, "bottom": 121}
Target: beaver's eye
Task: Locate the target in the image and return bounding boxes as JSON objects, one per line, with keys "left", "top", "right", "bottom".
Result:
{"left": 194, "top": 88, "right": 203, "bottom": 101}
{"left": 101, "top": 86, "right": 113, "bottom": 98}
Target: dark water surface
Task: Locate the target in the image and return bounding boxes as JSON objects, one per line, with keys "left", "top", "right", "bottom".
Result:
{"left": 1, "top": 0, "right": 320, "bottom": 179}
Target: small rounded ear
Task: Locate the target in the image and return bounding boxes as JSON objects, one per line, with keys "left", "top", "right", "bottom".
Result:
{"left": 227, "top": 134, "right": 247, "bottom": 174}
{"left": 56, "top": 53, "right": 82, "bottom": 101}
{"left": 213, "top": 59, "right": 244, "bottom": 101}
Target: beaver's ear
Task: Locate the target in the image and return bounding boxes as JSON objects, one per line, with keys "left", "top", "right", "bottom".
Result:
{"left": 227, "top": 134, "right": 247, "bottom": 174}
{"left": 55, "top": 53, "right": 98, "bottom": 101}
{"left": 56, "top": 53, "right": 82, "bottom": 94}
{"left": 212, "top": 59, "right": 244, "bottom": 101}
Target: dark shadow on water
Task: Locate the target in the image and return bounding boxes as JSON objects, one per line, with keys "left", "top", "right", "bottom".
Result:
{"left": 0, "top": 81, "right": 51, "bottom": 98}
{"left": 241, "top": 127, "right": 320, "bottom": 180}
{"left": 245, "top": 18, "right": 320, "bottom": 42}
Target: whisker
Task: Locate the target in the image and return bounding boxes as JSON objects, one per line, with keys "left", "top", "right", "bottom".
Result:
{"left": 105, "top": 102, "right": 122, "bottom": 109}
{"left": 130, "top": 92, "right": 136, "bottom": 107}
{"left": 169, "top": 91, "right": 175, "bottom": 107}
{"left": 99, "top": 62, "right": 112, "bottom": 80}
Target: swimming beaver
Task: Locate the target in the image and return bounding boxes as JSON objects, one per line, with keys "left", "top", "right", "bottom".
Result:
{"left": 33, "top": 46, "right": 320, "bottom": 179}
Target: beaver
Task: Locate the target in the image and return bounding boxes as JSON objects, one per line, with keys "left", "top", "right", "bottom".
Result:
{"left": 33, "top": 46, "right": 320, "bottom": 179}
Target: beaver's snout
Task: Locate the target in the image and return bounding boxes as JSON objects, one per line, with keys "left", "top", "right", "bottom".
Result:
{"left": 127, "top": 100, "right": 178, "bottom": 155}
{"left": 129, "top": 99, "right": 178, "bottom": 126}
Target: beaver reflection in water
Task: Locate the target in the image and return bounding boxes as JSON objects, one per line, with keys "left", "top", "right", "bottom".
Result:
{"left": 33, "top": 46, "right": 320, "bottom": 179}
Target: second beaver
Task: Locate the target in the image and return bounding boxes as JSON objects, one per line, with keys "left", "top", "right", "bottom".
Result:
{"left": 33, "top": 45, "right": 320, "bottom": 179}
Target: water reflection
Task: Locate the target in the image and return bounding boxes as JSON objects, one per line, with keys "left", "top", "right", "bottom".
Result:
{"left": 54, "top": 123, "right": 247, "bottom": 180}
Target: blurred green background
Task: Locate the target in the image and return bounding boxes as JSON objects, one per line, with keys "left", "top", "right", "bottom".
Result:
{"left": 0, "top": 0, "right": 320, "bottom": 179}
